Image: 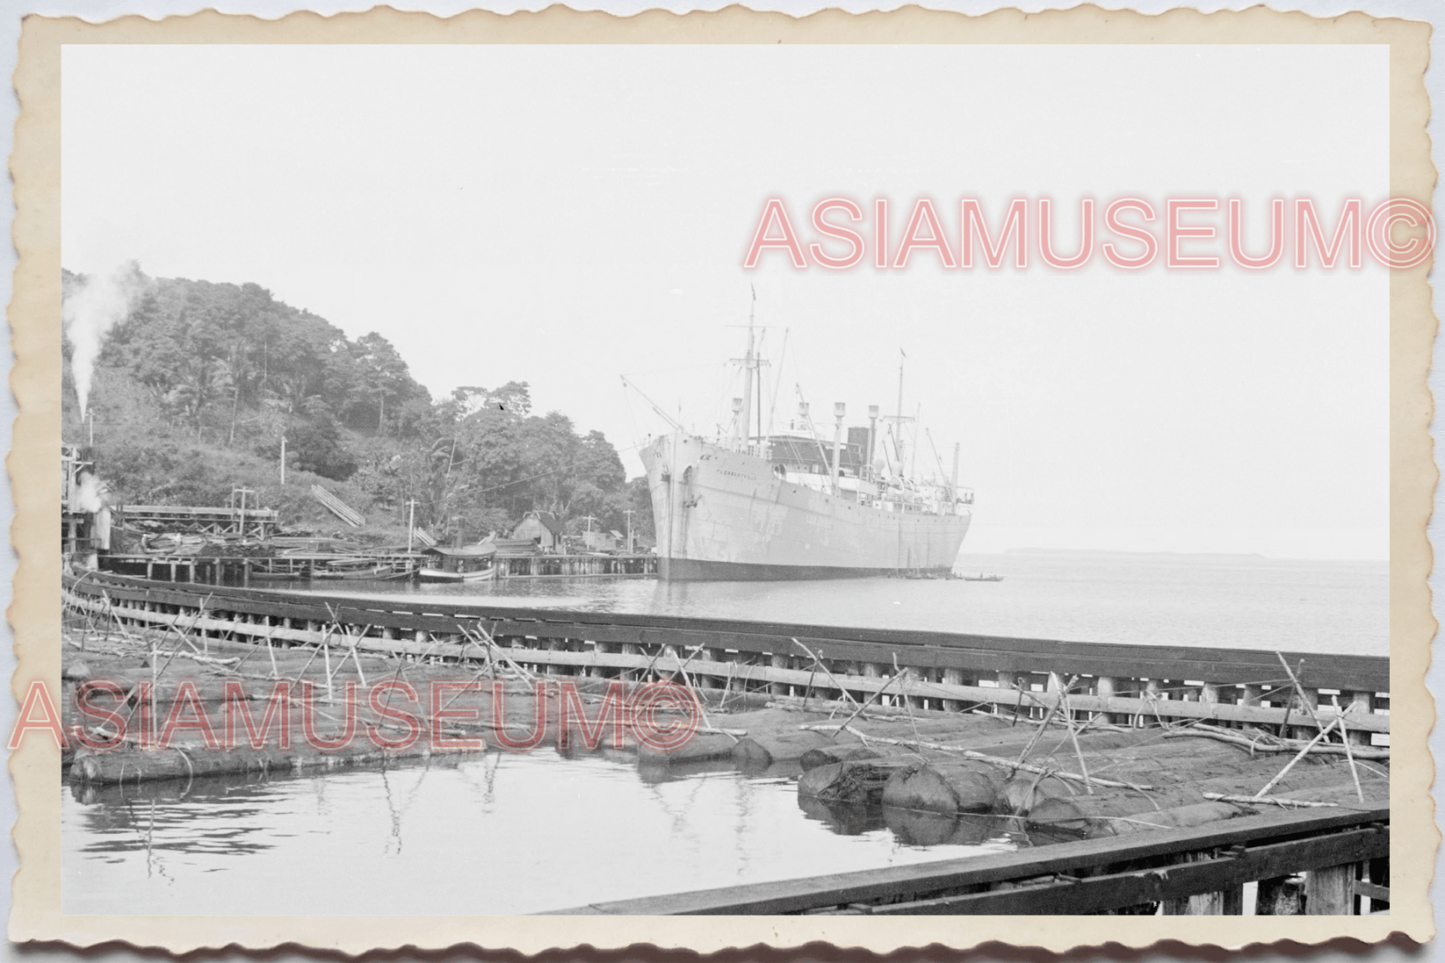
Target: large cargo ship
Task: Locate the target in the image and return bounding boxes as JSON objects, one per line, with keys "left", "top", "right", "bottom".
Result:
{"left": 639, "top": 317, "right": 973, "bottom": 580}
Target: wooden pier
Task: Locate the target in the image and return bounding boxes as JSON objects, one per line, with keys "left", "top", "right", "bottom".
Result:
{"left": 99, "top": 551, "right": 421, "bottom": 585}
{"left": 63, "top": 570, "right": 1389, "bottom": 736}
{"left": 97, "top": 550, "right": 657, "bottom": 583}
{"left": 496, "top": 553, "right": 657, "bottom": 578}
{"left": 61, "top": 570, "right": 1391, "bottom": 916}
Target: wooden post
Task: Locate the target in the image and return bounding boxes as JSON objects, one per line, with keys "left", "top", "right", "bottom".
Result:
{"left": 907, "top": 667, "right": 927, "bottom": 710}
{"left": 695, "top": 648, "right": 720, "bottom": 689}
{"left": 995, "top": 671, "right": 1017, "bottom": 719}
{"left": 1095, "top": 676, "right": 1116, "bottom": 724}
{"left": 1306, "top": 863, "right": 1358, "bottom": 915}
{"left": 592, "top": 642, "right": 615, "bottom": 678}
{"left": 942, "top": 667, "right": 964, "bottom": 711}
{"left": 1160, "top": 852, "right": 1242, "bottom": 915}
{"left": 770, "top": 654, "right": 790, "bottom": 696}
{"left": 1363, "top": 856, "right": 1390, "bottom": 913}
{"left": 1294, "top": 686, "right": 1320, "bottom": 741}
{"left": 1347, "top": 691, "right": 1375, "bottom": 746}
{"left": 1256, "top": 876, "right": 1305, "bottom": 915}
{"left": 1143, "top": 680, "right": 1164, "bottom": 726}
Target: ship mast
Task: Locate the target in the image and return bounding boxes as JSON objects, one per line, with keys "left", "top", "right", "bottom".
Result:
{"left": 739, "top": 287, "right": 757, "bottom": 453}
{"left": 894, "top": 350, "right": 906, "bottom": 472}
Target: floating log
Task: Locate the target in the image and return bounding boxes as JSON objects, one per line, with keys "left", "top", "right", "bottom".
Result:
{"left": 1002, "top": 771, "right": 1076, "bottom": 814}
{"left": 799, "top": 744, "right": 881, "bottom": 772}
{"left": 67, "top": 733, "right": 481, "bottom": 784}
{"left": 797, "top": 759, "right": 916, "bottom": 805}
{"left": 733, "top": 729, "right": 848, "bottom": 769}
{"left": 881, "top": 762, "right": 1004, "bottom": 815}
{"left": 637, "top": 731, "right": 738, "bottom": 765}
{"left": 796, "top": 794, "right": 878, "bottom": 836}
{"left": 881, "top": 807, "right": 1015, "bottom": 847}
{"left": 1108, "top": 801, "right": 1246, "bottom": 835}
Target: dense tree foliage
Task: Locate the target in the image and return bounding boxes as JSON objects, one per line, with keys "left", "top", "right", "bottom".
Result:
{"left": 63, "top": 268, "right": 643, "bottom": 545}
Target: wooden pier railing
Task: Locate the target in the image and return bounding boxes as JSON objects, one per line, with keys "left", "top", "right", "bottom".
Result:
{"left": 556, "top": 806, "right": 1390, "bottom": 916}
{"left": 62, "top": 571, "right": 1389, "bottom": 737}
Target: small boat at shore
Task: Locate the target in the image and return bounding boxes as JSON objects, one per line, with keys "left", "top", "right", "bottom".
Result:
{"left": 247, "top": 570, "right": 305, "bottom": 582}
{"left": 417, "top": 544, "right": 498, "bottom": 583}
{"left": 417, "top": 564, "right": 497, "bottom": 583}
{"left": 962, "top": 573, "right": 1003, "bottom": 582}
{"left": 313, "top": 558, "right": 416, "bottom": 581}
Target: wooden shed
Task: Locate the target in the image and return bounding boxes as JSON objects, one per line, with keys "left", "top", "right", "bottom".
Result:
{"left": 511, "top": 511, "right": 564, "bottom": 552}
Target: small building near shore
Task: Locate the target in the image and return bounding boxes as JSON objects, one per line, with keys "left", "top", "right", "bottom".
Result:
{"left": 511, "top": 511, "right": 564, "bottom": 552}
{"left": 579, "top": 529, "right": 625, "bottom": 553}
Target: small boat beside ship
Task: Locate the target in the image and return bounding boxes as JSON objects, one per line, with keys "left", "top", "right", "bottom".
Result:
{"left": 639, "top": 305, "right": 973, "bottom": 581}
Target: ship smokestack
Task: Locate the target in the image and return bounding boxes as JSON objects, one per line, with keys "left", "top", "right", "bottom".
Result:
{"left": 831, "top": 402, "right": 845, "bottom": 494}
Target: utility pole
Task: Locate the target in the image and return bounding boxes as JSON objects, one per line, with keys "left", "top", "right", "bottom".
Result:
{"left": 233, "top": 487, "right": 254, "bottom": 538}
{"left": 279, "top": 435, "right": 287, "bottom": 485}
{"left": 406, "top": 499, "right": 417, "bottom": 553}
{"left": 87, "top": 410, "right": 94, "bottom": 448}
{"left": 624, "top": 509, "right": 635, "bottom": 554}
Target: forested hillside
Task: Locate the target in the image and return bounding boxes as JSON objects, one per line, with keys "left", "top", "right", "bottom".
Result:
{"left": 61, "top": 267, "right": 653, "bottom": 545}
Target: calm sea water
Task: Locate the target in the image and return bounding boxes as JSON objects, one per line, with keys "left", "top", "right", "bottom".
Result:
{"left": 62, "top": 551, "right": 1387, "bottom": 915}
{"left": 306, "top": 551, "right": 1389, "bottom": 656}
{"left": 62, "top": 751, "right": 1021, "bottom": 915}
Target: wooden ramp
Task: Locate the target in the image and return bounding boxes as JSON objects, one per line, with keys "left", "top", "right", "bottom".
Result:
{"left": 310, "top": 485, "right": 364, "bottom": 527}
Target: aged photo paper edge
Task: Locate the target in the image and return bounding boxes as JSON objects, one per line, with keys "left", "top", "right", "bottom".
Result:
{"left": 6, "top": 3, "right": 1436, "bottom": 952}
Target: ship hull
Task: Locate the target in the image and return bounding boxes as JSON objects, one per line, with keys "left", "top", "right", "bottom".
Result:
{"left": 641, "top": 433, "right": 970, "bottom": 581}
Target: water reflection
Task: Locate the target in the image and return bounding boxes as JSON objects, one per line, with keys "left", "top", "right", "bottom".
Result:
{"left": 63, "top": 748, "right": 1019, "bottom": 916}
{"left": 796, "top": 795, "right": 881, "bottom": 836}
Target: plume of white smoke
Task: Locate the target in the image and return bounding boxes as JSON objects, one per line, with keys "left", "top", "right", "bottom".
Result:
{"left": 63, "top": 262, "right": 147, "bottom": 418}
{"left": 75, "top": 471, "right": 104, "bottom": 513}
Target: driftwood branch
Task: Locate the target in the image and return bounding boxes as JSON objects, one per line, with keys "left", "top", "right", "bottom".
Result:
{"left": 801, "top": 723, "right": 1155, "bottom": 792}
{"left": 1161, "top": 727, "right": 1389, "bottom": 760}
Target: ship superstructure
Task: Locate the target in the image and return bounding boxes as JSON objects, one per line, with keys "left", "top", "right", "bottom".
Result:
{"left": 639, "top": 310, "right": 973, "bottom": 580}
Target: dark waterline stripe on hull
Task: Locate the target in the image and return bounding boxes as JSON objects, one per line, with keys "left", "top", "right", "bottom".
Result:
{"left": 658, "top": 558, "right": 955, "bottom": 581}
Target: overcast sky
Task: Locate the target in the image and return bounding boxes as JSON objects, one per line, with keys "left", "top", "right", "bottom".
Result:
{"left": 61, "top": 44, "right": 1389, "bottom": 558}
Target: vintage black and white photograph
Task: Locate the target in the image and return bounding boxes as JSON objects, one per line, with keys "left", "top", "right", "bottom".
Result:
{"left": 40, "top": 24, "right": 1414, "bottom": 932}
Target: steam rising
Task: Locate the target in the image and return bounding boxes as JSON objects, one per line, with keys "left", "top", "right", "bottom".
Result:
{"left": 63, "top": 262, "right": 146, "bottom": 418}
{"left": 75, "top": 471, "right": 104, "bottom": 513}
